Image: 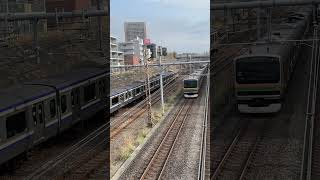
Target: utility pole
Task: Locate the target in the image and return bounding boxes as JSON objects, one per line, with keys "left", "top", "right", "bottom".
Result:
{"left": 257, "top": 4, "right": 261, "bottom": 39}
{"left": 189, "top": 54, "right": 193, "bottom": 73}
{"left": 33, "top": 19, "right": 40, "bottom": 64}
{"left": 144, "top": 47, "right": 153, "bottom": 127}
{"left": 96, "top": 0, "right": 103, "bottom": 52}
{"left": 159, "top": 46, "right": 165, "bottom": 114}
{"left": 5, "top": 0, "right": 8, "bottom": 39}
{"left": 267, "top": 8, "right": 272, "bottom": 42}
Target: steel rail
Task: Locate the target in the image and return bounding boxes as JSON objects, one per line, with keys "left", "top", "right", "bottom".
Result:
{"left": 301, "top": 24, "right": 320, "bottom": 180}
{"left": 197, "top": 68, "right": 210, "bottom": 180}
{"left": 26, "top": 123, "right": 109, "bottom": 179}
{"left": 140, "top": 100, "right": 192, "bottom": 179}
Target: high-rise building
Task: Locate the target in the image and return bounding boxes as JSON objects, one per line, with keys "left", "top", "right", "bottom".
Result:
{"left": 124, "top": 22, "right": 147, "bottom": 42}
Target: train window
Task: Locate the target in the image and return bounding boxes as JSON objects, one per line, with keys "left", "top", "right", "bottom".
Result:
{"left": 61, "top": 95, "right": 67, "bottom": 113}
{"left": 84, "top": 83, "right": 96, "bottom": 103}
{"left": 75, "top": 89, "right": 80, "bottom": 105}
{"left": 50, "top": 99, "right": 56, "bottom": 118}
{"left": 98, "top": 81, "right": 102, "bottom": 95}
{"left": 100, "top": 79, "right": 106, "bottom": 95}
{"left": 120, "top": 94, "right": 124, "bottom": 101}
{"left": 71, "top": 91, "right": 75, "bottom": 106}
{"left": 136, "top": 88, "right": 140, "bottom": 94}
{"left": 71, "top": 89, "right": 80, "bottom": 106}
{"left": 112, "top": 97, "right": 119, "bottom": 106}
{"left": 6, "top": 111, "right": 26, "bottom": 138}
{"left": 32, "top": 107, "right": 37, "bottom": 126}
{"left": 38, "top": 105, "right": 43, "bottom": 123}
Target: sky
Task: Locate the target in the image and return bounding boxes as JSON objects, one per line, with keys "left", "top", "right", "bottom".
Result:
{"left": 110, "top": 0, "right": 209, "bottom": 54}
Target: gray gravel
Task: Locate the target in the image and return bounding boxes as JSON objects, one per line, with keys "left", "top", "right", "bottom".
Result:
{"left": 159, "top": 80, "right": 207, "bottom": 179}
{"left": 242, "top": 35, "right": 312, "bottom": 179}
{"left": 117, "top": 98, "right": 185, "bottom": 179}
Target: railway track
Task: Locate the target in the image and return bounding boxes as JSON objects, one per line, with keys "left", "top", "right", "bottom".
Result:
{"left": 211, "top": 119, "right": 265, "bottom": 180}
{"left": 198, "top": 74, "right": 210, "bottom": 180}
{"left": 110, "top": 76, "right": 179, "bottom": 139}
{"left": 25, "top": 75, "right": 180, "bottom": 179}
{"left": 311, "top": 114, "right": 320, "bottom": 179}
{"left": 301, "top": 25, "right": 320, "bottom": 180}
{"left": 26, "top": 122, "right": 108, "bottom": 179}
{"left": 139, "top": 99, "right": 194, "bottom": 180}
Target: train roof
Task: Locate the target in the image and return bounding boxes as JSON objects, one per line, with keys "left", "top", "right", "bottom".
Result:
{"left": 28, "top": 68, "right": 108, "bottom": 90}
{"left": 0, "top": 67, "right": 108, "bottom": 115}
{"left": 184, "top": 67, "right": 206, "bottom": 81}
{"left": 110, "top": 72, "right": 175, "bottom": 97}
{"left": 0, "top": 85, "right": 53, "bottom": 114}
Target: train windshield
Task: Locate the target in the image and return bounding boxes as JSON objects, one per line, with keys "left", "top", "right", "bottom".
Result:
{"left": 236, "top": 57, "right": 280, "bottom": 84}
{"left": 184, "top": 80, "right": 197, "bottom": 88}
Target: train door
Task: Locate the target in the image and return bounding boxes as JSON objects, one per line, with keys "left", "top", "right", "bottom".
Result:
{"left": 32, "top": 102, "right": 45, "bottom": 144}
{"left": 71, "top": 88, "right": 81, "bottom": 123}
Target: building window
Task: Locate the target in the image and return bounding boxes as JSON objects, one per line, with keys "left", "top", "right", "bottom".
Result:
{"left": 6, "top": 111, "right": 26, "bottom": 138}
{"left": 61, "top": 95, "right": 67, "bottom": 113}
{"left": 84, "top": 83, "right": 96, "bottom": 103}
{"left": 50, "top": 99, "right": 56, "bottom": 118}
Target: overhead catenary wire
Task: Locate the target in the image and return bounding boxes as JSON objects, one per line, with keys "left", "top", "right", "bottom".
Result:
{"left": 211, "top": 0, "right": 320, "bottom": 10}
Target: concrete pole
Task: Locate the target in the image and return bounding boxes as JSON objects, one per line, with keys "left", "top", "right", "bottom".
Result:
{"left": 159, "top": 54, "right": 164, "bottom": 114}
{"left": 5, "top": 0, "right": 8, "bottom": 36}
{"left": 96, "top": 0, "right": 103, "bottom": 52}
{"left": 33, "top": 19, "right": 40, "bottom": 64}
{"left": 267, "top": 8, "right": 272, "bottom": 42}
{"left": 257, "top": 6, "right": 261, "bottom": 39}
{"left": 144, "top": 48, "right": 153, "bottom": 127}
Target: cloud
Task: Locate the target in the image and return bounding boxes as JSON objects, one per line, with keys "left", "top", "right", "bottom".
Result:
{"left": 147, "top": 18, "right": 209, "bottom": 53}
{"left": 111, "top": 0, "right": 209, "bottom": 53}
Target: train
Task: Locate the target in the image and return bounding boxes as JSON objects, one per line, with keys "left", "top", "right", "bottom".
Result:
{"left": 110, "top": 71, "right": 176, "bottom": 114}
{"left": 233, "top": 8, "right": 311, "bottom": 113}
{"left": 183, "top": 65, "right": 208, "bottom": 98}
{"left": 0, "top": 68, "right": 176, "bottom": 167}
{"left": 0, "top": 68, "right": 108, "bottom": 166}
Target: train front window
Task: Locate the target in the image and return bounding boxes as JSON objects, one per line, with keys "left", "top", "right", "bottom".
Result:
{"left": 184, "top": 80, "right": 197, "bottom": 88}
{"left": 236, "top": 57, "right": 280, "bottom": 84}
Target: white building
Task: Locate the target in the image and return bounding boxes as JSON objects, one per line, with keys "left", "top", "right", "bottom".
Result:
{"left": 110, "top": 36, "right": 124, "bottom": 67}
{"left": 124, "top": 22, "right": 147, "bottom": 42}
{"left": 119, "top": 37, "right": 144, "bottom": 65}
